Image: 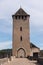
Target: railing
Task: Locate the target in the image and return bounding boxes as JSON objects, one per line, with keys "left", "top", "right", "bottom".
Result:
{"left": 37, "top": 57, "right": 43, "bottom": 65}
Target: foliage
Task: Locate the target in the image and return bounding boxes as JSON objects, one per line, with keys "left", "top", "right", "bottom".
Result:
{"left": 0, "top": 49, "right": 12, "bottom": 58}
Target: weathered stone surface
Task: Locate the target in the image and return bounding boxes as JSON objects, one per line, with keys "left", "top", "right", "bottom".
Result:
{"left": 12, "top": 8, "right": 30, "bottom": 58}
{"left": 2, "top": 58, "right": 37, "bottom": 65}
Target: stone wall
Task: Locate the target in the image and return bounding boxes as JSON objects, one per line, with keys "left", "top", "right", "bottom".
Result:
{"left": 30, "top": 48, "right": 40, "bottom": 56}
{"left": 12, "top": 16, "right": 30, "bottom": 57}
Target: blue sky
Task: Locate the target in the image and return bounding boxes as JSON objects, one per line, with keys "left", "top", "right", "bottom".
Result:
{"left": 0, "top": 0, "right": 43, "bottom": 50}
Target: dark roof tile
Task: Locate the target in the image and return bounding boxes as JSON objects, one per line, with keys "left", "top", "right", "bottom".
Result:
{"left": 12, "top": 8, "right": 30, "bottom": 17}
{"left": 30, "top": 42, "right": 39, "bottom": 49}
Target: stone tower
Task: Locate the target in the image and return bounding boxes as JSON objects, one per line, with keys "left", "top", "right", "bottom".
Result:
{"left": 12, "top": 8, "right": 30, "bottom": 58}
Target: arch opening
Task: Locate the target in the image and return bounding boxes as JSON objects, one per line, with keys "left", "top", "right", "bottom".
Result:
{"left": 17, "top": 48, "right": 26, "bottom": 58}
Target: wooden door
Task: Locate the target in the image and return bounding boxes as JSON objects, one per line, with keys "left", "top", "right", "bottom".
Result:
{"left": 17, "top": 48, "right": 26, "bottom": 58}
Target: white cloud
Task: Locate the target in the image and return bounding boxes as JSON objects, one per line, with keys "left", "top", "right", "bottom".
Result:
{"left": 0, "top": 41, "right": 12, "bottom": 50}
{"left": 30, "top": 8, "right": 43, "bottom": 26}
{"left": 0, "top": 0, "right": 43, "bottom": 27}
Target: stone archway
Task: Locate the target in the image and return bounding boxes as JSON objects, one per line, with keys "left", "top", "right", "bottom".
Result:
{"left": 17, "top": 48, "right": 26, "bottom": 58}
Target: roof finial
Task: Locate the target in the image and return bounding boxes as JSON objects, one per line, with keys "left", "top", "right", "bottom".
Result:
{"left": 20, "top": 5, "right": 21, "bottom": 8}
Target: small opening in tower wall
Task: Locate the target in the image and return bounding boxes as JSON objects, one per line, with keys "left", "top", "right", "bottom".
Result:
{"left": 15, "top": 16, "right": 17, "bottom": 19}
{"left": 20, "top": 36, "right": 22, "bottom": 41}
{"left": 15, "top": 16, "right": 27, "bottom": 20}
{"left": 19, "top": 16, "right": 20, "bottom": 19}
{"left": 23, "top": 16, "right": 27, "bottom": 20}
{"left": 20, "top": 27, "right": 22, "bottom": 31}
{"left": 25, "top": 16, "right": 27, "bottom": 19}
{"left": 22, "top": 16, "right": 23, "bottom": 19}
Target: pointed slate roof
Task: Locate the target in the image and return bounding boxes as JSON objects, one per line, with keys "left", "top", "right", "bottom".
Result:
{"left": 12, "top": 8, "right": 30, "bottom": 17}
